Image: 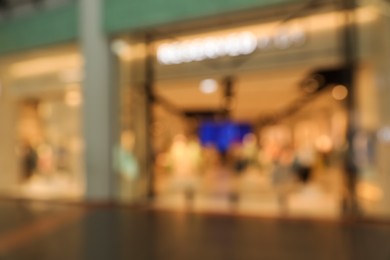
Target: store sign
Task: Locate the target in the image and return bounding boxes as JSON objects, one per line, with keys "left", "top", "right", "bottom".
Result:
{"left": 157, "top": 26, "right": 306, "bottom": 65}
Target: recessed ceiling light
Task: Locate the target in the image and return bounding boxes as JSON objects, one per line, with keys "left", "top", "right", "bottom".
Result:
{"left": 332, "top": 85, "right": 348, "bottom": 100}
{"left": 199, "top": 79, "right": 218, "bottom": 94}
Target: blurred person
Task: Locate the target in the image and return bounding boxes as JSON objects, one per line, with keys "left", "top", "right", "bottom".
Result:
{"left": 241, "top": 133, "right": 259, "bottom": 167}
{"left": 37, "top": 142, "right": 55, "bottom": 176}
{"left": 202, "top": 145, "right": 234, "bottom": 199}
{"left": 230, "top": 143, "right": 246, "bottom": 175}
{"left": 187, "top": 136, "right": 202, "bottom": 176}
{"left": 117, "top": 131, "right": 139, "bottom": 181}
{"left": 115, "top": 131, "right": 140, "bottom": 200}
{"left": 168, "top": 134, "right": 198, "bottom": 197}
{"left": 313, "top": 135, "right": 334, "bottom": 175}
{"left": 56, "top": 140, "right": 70, "bottom": 173}
{"left": 271, "top": 146, "right": 295, "bottom": 214}
{"left": 20, "top": 141, "right": 38, "bottom": 182}
{"left": 293, "top": 144, "right": 316, "bottom": 184}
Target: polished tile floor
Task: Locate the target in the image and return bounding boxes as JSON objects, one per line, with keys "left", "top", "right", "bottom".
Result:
{"left": 0, "top": 200, "right": 389, "bottom": 260}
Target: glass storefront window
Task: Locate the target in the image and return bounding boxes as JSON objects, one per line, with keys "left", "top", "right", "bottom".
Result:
{"left": 116, "top": 40, "right": 150, "bottom": 202}
{"left": 0, "top": 46, "right": 84, "bottom": 199}
{"left": 115, "top": 4, "right": 390, "bottom": 218}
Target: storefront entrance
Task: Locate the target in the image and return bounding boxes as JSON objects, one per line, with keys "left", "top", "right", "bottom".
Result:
{"left": 151, "top": 65, "right": 348, "bottom": 217}
{"left": 115, "top": 3, "right": 384, "bottom": 217}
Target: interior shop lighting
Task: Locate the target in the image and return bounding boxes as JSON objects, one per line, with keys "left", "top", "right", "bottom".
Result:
{"left": 10, "top": 54, "right": 82, "bottom": 78}
{"left": 357, "top": 182, "right": 383, "bottom": 202}
{"left": 315, "top": 135, "right": 333, "bottom": 152}
{"left": 332, "top": 85, "right": 348, "bottom": 100}
{"left": 158, "top": 32, "right": 259, "bottom": 65}
{"left": 157, "top": 28, "right": 306, "bottom": 65}
{"left": 65, "top": 90, "right": 82, "bottom": 107}
{"left": 199, "top": 79, "right": 218, "bottom": 94}
{"left": 111, "top": 39, "right": 132, "bottom": 59}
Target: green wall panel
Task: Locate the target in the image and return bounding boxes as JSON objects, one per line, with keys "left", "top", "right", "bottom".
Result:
{"left": 0, "top": 0, "right": 299, "bottom": 55}
{"left": 0, "top": 3, "right": 77, "bottom": 55}
{"left": 105, "top": 0, "right": 298, "bottom": 34}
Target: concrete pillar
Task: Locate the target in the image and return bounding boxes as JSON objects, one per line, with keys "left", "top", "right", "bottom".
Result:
{"left": 79, "top": 0, "right": 118, "bottom": 201}
{"left": 372, "top": 14, "right": 390, "bottom": 216}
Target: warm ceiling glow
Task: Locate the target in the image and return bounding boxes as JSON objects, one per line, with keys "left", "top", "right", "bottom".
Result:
{"left": 10, "top": 54, "right": 82, "bottom": 78}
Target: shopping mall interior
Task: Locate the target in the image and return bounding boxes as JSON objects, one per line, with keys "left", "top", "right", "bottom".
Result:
{"left": 146, "top": 62, "right": 350, "bottom": 217}
{"left": 114, "top": 6, "right": 381, "bottom": 217}
{"left": 0, "top": 3, "right": 385, "bottom": 219}
{"left": 2, "top": 0, "right": 390, "bottom": 258}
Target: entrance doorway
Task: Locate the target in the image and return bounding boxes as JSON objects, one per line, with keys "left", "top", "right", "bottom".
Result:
{"left": 151, "top": 67, "right": 348, "bottom": 217}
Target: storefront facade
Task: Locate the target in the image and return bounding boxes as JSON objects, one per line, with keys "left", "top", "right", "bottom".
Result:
{"left": 113, "top": 1, "right": 390, "bottom": 216}
{"left": 0, "top": 0, "right": 389, "bottom": 217}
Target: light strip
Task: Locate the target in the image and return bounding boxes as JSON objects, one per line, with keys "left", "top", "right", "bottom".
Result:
{"left": 155, "top": 6, "right": 378, "bottom": 65}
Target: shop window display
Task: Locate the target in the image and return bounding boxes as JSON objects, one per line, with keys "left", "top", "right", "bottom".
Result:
{"left": 16, "top": 96, "right": 83, "bottom": 198}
